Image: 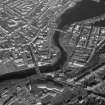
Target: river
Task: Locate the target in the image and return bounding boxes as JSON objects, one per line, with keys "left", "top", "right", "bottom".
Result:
{"left": 0, "top": 0, "right": 105, "bottom": 82}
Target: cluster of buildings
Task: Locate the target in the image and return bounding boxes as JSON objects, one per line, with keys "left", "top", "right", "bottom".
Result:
{"left": 0, "top": 0, "right": 74, "bottom": 74}
{"left": 62, "top": 23, "right": 105, "bottom": 69}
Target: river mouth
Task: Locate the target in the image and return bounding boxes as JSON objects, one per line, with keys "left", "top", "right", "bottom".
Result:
{"left": 0, "top": 0, "right": 105, "bottom": 82}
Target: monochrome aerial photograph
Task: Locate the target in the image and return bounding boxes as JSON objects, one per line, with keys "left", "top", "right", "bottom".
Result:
{"left": 0, "top": 0, "right": 105, "bottom": 105}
